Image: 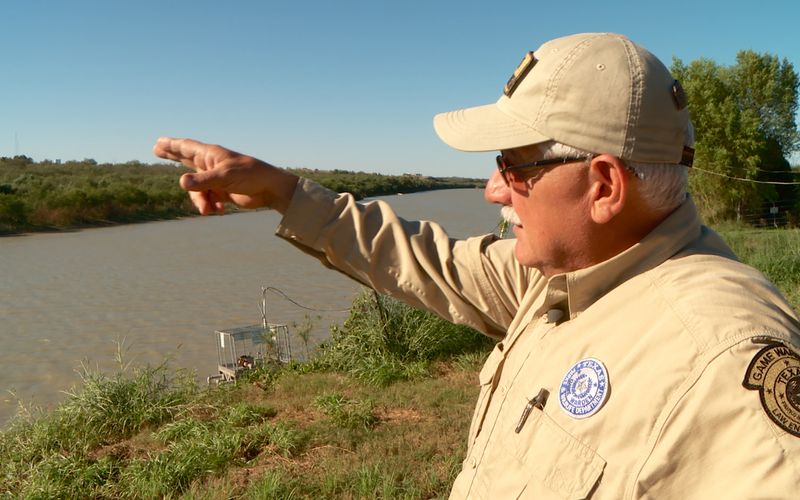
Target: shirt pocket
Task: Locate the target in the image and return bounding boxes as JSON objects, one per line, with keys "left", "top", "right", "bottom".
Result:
{"left": 492, "top": 408, "right": 606, "bottom": 500}
{"left": 467, "top": 345, "right": 505, "bottom": 450}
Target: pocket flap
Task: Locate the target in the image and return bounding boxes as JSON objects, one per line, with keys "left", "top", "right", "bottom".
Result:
{"left": 515, "top": 410, "right": 606, "bottom": 499}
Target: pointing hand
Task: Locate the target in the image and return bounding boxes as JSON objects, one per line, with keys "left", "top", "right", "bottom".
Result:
{"left": 153, "top": 137, "right": 299, "bottom": 215}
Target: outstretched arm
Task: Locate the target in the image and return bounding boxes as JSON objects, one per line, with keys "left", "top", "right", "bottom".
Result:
{"left": 155, "top": 138, "right": 526, "bottom": 335}
{"left": 153, "top": 137, "right": 299, "bottom": 215}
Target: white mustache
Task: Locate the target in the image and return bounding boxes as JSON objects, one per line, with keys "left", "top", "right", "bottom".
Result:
{"left": 501, "top": 206, "right": 522, "bottom": 227}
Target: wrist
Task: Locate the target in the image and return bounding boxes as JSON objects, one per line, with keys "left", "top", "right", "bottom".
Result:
{"left": 265, "top": 166, "right": 300, "bottom": 214}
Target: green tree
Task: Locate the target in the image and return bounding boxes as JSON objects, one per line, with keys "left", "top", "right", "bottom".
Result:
{"left": 672, "top": 52, "right": 799, "bottom": 223}
{"left": 729, "top": 51, "right": 799, "bottom": 155}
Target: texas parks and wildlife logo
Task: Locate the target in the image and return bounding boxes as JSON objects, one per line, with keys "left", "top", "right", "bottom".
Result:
{"left": 559, "top": 358, "right": 609, "bottom": 419}
{"left": 743, "top": 341, "right": 800, "bottom": 437}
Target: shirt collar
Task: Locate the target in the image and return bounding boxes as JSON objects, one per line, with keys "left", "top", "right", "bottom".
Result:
{"left": 548, "top": 196, "right": 704, "bottom": 319}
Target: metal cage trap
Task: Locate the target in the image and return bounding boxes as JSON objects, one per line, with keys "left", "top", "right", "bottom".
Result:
{"left": 207, "top": 287, "right": 293, "bottom": 384}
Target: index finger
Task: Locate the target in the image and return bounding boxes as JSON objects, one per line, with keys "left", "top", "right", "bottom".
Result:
{"left": 153, "top": 137, "right": 212, "bottom": 171}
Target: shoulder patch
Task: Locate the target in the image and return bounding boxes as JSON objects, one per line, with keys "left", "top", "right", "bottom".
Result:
{"left": 743, "top": 343, "right": 800, "bottom": 437}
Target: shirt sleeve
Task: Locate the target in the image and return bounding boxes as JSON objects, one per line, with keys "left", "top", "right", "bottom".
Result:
{"left": 274, "top": 178, "right": 537, "bottom": 338}
{"left": 632, "top": 338, "right": 800, "bottom": 498}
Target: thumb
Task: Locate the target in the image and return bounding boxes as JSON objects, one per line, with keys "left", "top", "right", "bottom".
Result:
{"left": 180, "top": 170, "right": 225, "bottom": 192}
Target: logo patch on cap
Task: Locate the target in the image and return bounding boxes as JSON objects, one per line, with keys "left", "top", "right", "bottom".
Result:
{"left": 504, "top": 51, "right": 536, "bottom": 97}
{"left": 559, "top": 358, "right": 609, "bottom": 419}
{"left": 743, "top": 342, "right": 800, "bottom": 437}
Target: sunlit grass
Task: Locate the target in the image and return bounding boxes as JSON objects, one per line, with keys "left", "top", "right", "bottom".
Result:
{"left": 715, "top": 223, "right": 800, "bottom": 308}
{"left": 311, "top": 289, "right": 493, "bottom": 386}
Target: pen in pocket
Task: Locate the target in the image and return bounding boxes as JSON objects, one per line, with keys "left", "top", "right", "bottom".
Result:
{"left": 515, "top": 388, "right": 549, "bottom": 433}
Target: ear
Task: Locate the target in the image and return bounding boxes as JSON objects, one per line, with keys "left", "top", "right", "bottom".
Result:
{"left": 587, "top": 155, "right": 628, "bottom": 224}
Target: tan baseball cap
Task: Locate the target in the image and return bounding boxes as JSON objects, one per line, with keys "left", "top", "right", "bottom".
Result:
{"left": 433, "top": 32, "right": 693, "bottom": 165}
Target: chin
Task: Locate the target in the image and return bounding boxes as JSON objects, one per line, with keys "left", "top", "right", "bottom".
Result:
{"left": 513, "top": 242, "right": 536, "bottom": 268}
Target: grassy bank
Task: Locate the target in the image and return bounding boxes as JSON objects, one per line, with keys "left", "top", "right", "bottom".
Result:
{"left": 0, "top": 363, "right": 481, "bottom": 498}
{"left": 0, "top": 157, "right": 484, "bottom": 235}
{"left": 2, "top": 226, "right": 799, "bottom": 498}
{"left": 0, "top": 290, "right": 492, "bottom": 498}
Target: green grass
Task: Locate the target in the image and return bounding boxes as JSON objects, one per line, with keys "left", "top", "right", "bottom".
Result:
{"left": 0, "top": 361, "right": 198, "bottom": 497}
{"left": 314, "top": 393, "right": 379, "bottom": 430}
{"left": 715, "top": 223, "right": 800, "bottom": 308}
{"left": 311, "top": 289, "right": 494, "bottom": 386}
{"left": 0, "top": 365, "right": 477, "bottom": 498}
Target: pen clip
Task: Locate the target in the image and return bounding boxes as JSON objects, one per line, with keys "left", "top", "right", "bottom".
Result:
{"left": 514, "top": 388, "right": 549, "bottom": 433}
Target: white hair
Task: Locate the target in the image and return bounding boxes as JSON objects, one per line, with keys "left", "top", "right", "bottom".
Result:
{"left": 536, "top": 122, "right": 693, "bottom": 213}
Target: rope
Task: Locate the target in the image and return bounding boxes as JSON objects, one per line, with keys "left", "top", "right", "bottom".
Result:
{"left": 692, "top": 166, "right": 800, "bottom": 185}
{"left": 262, "top": 286, "right": 352, "bottom": 312}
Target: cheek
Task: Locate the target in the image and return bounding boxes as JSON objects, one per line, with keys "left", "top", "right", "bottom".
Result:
{"left": 511, "top": 187, "right": 554, "bottom": 227}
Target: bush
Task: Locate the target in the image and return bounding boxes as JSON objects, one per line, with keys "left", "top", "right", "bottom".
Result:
{"left": 0, "top": 194, "right": 28, "bottom": 228}
{"left": 0, "top": 159, "right": 193, "bottom": 232}
{"left": 313, "top": 289, "right": 494, "bottom": 385}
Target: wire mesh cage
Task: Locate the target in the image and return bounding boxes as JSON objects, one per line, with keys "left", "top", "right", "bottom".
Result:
{"left": 208, "top": 323, "right": 292, "bottom": 384}
{"left": 207, "top": 287, "right": 296, "bottom": 384}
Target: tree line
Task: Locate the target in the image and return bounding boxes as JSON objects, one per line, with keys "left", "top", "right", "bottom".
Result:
{"left": 0, "top": 157, "right": 483, "bottom": 235}
{"left": 672, "top": 50, "right": 799, "bottom": 225}
{"left": 0, "top": 157, "right": 192, "bottom": 234}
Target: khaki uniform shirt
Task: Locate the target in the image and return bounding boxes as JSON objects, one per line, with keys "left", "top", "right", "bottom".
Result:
{"left": 277, "top": 179, "right": 800, "bottom": 499}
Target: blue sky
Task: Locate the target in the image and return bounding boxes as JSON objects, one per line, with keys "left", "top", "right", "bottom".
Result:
{"left": 2, "top": 0, "right": 799, "bottom": 178}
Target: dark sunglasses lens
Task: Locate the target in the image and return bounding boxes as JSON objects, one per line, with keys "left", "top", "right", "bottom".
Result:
{"left": 496, "top": 156, "right": 510, "bottom": 185}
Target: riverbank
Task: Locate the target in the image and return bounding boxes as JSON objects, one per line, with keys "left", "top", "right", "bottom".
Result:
{"left": 0, "top": 290, "right": 492, "bottom": 498}
{"left": 0, "top": 157, "right": 485, "bottom": 235}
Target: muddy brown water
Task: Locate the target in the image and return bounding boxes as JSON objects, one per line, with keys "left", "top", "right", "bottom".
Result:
{"left": 0, "top": 188, "right": 500, "bottom": 427}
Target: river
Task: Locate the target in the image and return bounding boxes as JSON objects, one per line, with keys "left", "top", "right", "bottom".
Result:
{"left": 0, "top": 188, "right": 500, "bottom": 427}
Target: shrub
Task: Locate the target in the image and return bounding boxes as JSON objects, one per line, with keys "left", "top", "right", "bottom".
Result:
{"left": 313, "top": 289, "right": 494, "bottom": 384}
{"left": 0, "top": 194, "right": 28, "bottom": 228}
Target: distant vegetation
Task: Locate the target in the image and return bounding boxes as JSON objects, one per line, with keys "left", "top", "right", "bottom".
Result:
{"left": 0, "top": 157, "right": 191, "bottom": 234}
{"left": 0, "top": 156, "right": 484, "bottom": 235}
{"left": 293, "top": 168, "right": 484, "bottom": 200}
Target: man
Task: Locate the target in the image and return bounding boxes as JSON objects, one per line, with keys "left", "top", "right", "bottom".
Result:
{"left": 155, "top": 33, "right": 800, "bottom": 498}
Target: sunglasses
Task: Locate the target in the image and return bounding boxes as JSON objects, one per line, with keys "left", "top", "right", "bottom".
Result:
{"left": 495, "top": 154, "right": 589, "bottom": 185}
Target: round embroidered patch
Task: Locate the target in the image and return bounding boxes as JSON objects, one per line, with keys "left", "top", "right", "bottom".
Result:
{"left": 743, "top": 342, "right": 800, "bottom": 437}
{"left": 559, "top": 358, "right": 610, "bottom": 419}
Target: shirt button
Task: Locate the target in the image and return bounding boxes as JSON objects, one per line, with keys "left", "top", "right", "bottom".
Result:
{"left": 545, "top": 309, "right": 564, "bottom": 323}
{"left": 499, "top": 385, "right": 507, "bottom": 395}
{"left": 470, "top": 457, "right": 477, "bottom": 469}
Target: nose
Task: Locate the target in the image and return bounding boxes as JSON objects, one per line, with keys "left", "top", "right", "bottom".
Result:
{"left": 484, "top": 169, "right": 511, "bottom": 205}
